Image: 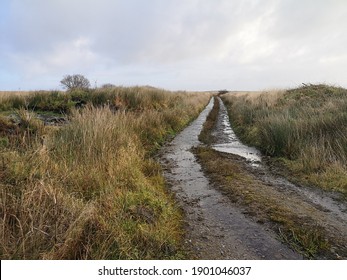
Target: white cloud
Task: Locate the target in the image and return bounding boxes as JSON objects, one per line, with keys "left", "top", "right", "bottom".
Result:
{"left": 46, "top": 37, "right": 97, "bottom": 69}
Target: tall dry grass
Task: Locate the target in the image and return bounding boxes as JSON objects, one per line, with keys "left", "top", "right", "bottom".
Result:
{"left": 222, "top": 84, "right": 347, "bottom": 196}
{"left": 0, "top": 87, "right": 211, "bottom": 259}
{"left": 0, "top": 91, "right": 36, "bottom": 100}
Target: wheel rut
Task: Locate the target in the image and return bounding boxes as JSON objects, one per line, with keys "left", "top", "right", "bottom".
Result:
{"left": 159, "top": 98, "right": 302, "bottom": 259}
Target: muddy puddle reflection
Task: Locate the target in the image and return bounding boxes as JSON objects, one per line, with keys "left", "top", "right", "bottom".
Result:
{"left": 212, "top": 97, "right": 261, "bottom": 166}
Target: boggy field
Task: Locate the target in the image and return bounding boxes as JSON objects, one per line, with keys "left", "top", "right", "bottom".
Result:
{"left": 0, "top": 87, "right": 210, "bottom": 259}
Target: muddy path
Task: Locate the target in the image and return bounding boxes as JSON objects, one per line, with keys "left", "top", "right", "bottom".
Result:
{"left": 196, "top": 97, "right": 347, "bottom": 258}
{"left": 159, "top": 98, "right": 301, "bottom": 259}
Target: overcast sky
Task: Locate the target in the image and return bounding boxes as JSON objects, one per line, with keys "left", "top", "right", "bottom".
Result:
{"left": 1, "top": 0, "right": 347, "bottom": 91}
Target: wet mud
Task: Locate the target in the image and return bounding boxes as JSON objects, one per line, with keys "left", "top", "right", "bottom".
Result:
{"left": 159, "top": 98, "right": 301, "bottom": 259}
{"left": 212, "top": 98, "right": 261, "bottom": 165}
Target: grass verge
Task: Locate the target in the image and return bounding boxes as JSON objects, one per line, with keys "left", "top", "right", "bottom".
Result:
{"left": 0, "top": 87, "right": 211, "bottom": 259}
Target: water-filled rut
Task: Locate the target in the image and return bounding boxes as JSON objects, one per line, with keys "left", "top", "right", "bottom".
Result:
{"left": 160, "top": 98, "right": 301, "bottom": 259}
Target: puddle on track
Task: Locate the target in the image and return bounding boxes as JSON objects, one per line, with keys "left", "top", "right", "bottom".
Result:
{"left": 160, "top": 98, "right": 301, "bottom": 259}
{"left": 212, "top": 97, "right": 261, "bottom": 166}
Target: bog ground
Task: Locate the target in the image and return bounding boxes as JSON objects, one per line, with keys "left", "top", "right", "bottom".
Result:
{"left": 1, "top": 85, "right": 346, "bottom": 259}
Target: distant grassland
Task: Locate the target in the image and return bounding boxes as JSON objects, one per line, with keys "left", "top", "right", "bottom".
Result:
{"left": 0, "top": 91, "right": 36, "bottom": 97}
{"left": 0, "top": 87, "right": 211, "bottom": 259}
{"left": 222, "top": 84, "right": 347, "bottom": 196}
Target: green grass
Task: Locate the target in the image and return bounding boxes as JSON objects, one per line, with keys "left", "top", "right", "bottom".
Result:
{"left": 222, "top": 84, "right": 347, "bottom": 196}
{"left": 198, "top": 96, "right": 219, "bottom": 144}
{"left": 0, "top": 87, "right": 211, "bottom": 259}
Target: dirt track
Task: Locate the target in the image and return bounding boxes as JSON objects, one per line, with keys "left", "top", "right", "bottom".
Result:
{"left": 160, "top": 97, "right": 347, "bottom": 259}
{"left": 160, "top": 98, "right": 299, "bottom": 259}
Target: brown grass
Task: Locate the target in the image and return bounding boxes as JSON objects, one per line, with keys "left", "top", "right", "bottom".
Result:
{"left": 0, "top": 91, "right": 45, "bottom": 103}
{"left": 0, "top": 87, "right": 211, "bottom": 259}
